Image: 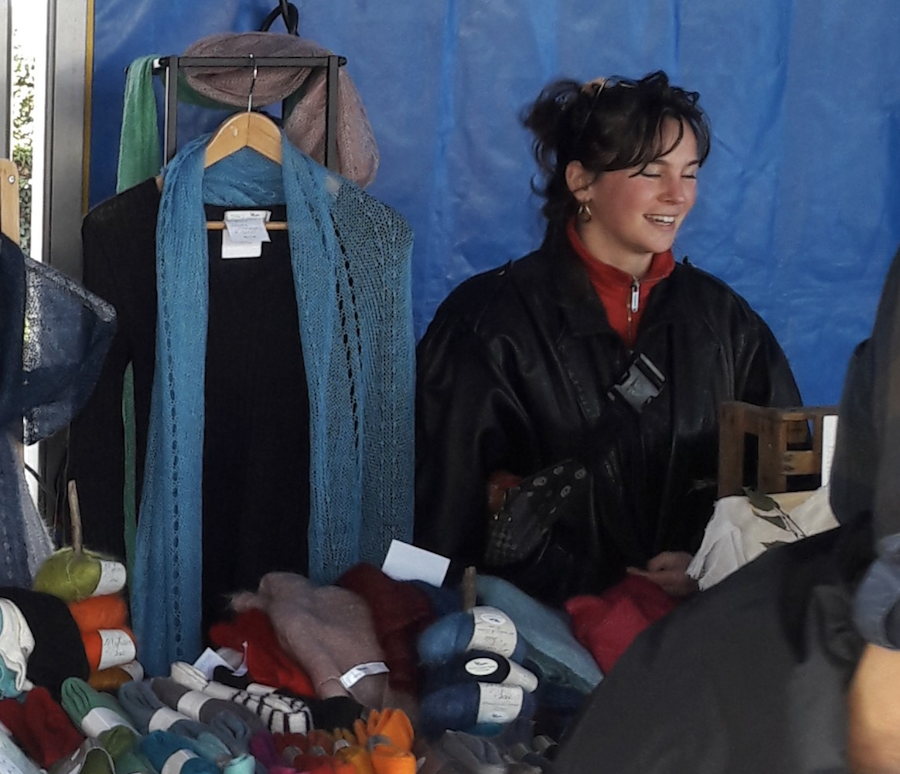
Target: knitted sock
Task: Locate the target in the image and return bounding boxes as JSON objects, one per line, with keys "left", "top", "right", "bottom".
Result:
{"left": 352, "top": 709, "right": 414, "bottom": 752}
{"left": 208, "top": 709, "right": 255, "bottom": 755}
{"left": 60, "top": 677, "right": 137, "bottom": 737}
{"left": 307, "top": 696, "right": 366, "bottom": 734}
{"left": 140, "top": 730, "right": 219, "bottom": 774}
{"left": 0, "top": 686, "right": 84, "bottom": 767}
{"left": 369, "top": 743, "right": 416, "bottom": 774}
{"left": 118, "top": 679, "right": 194, "bottom": 734}
{"left": 334, "top": 745, "right": 375, "bottom": 774}
{"left": 52, "top": 738, "right": 115, "bottom": 774}
{"left": 98, "top": 726, "right": 156, "bottom": 774}
{"left": 151, "top": 677, "right": 265, "bottom": 732}
{"left": 167, "top": 666, "right": 311, "bottom": 735}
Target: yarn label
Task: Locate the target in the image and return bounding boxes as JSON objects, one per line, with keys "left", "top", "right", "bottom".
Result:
{"left": 94, "top": 560, "right": 127, "bottom": 595}
{"left": 161, "top": 749, "right": 198, "bottom": 774}
{"left": 506, "top": 660, "right": 539, "bottom": 692}
{"left": 81, "top": 707, "right": 137, "bottom": 737}
{"left": 176, "top": 690, "right": 212, "bottom": 718}
{"left": 464, "top": 656, "right": 501, "bottom": 678}
{"left": 222, "top": 210, "right": 271, "bottom": 259}
{"left": 148, "top": 706, "right": 186, "bottom": 732}
{"left": 476, "top": 684, "right": 524, "bottom": 725}
{"left": 468, "top": 607, "right": 518, "bottom": 657}
{"left": 97, "top": 629, "right": 137, "bottom": 670}
{"left": 120, "top": 660, "right": 145, "bottom": 681}
{"left": 339, "top": 661, "right": 389, "bottom": 689}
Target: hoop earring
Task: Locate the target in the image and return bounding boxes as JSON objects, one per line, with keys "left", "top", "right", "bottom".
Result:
{"left": 577, "top": 202, "right": 592, "bottom": 223}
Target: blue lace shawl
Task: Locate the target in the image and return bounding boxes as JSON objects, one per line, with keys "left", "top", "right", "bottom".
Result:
{"left": 131, "top": 134, "right": 415, "bottom": 675}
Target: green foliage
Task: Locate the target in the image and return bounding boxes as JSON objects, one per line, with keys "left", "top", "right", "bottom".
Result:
{"left": 12, "top": 45, "right": 33, "bottom": 252}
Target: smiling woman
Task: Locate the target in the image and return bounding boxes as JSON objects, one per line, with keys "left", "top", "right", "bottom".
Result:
{"left": 413, "top": 70, "right": 802, "bottom": 606}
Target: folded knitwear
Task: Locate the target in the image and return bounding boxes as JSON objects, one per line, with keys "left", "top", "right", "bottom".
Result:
{"left": 230, "top": 572, "right": 402, "bottom": 711}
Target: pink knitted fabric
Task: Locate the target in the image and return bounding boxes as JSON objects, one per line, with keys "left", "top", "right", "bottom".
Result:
{"left": 231, "top": 572, "right": 409, "bottom": 713}
{"left": 183, "top": 31, "right": 379, "bottom": 187}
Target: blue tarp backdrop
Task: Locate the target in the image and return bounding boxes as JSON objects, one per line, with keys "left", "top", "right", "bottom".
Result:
{"left": 90, "top": 0, "right": 900, "bottom": 405}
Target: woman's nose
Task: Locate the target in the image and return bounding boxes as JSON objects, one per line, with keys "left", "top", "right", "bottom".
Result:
{"left": 661, "top": 175, "right": 687, "bottom": 203}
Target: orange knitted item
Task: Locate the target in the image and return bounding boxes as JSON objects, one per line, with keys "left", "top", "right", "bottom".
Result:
{"left": 67, "top": 594, "right": 129, "bottom": 634}
{"left": 82, "top": 627, "right": 137, "bottom": 671}
{"left": 369, "top": 745, "right": 416, "bottom": 774}
{"left": 88, "top": 665, "right": 134, "bottom": 692}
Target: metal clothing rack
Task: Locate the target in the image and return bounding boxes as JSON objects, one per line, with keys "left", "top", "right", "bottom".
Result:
{"left": 154, "top": 54, "right": 347, "bottom": 168}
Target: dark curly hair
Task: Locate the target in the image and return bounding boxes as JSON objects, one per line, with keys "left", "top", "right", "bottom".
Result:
{"left": 522, "top": 70, "right": 711, "bottom": 225}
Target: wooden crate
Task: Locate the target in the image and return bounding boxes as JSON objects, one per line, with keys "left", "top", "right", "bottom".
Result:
{"left": 717, "top": 401, "right": 838, "bottom": 498}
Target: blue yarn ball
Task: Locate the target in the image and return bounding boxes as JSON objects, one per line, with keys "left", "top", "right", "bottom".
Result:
{"left": 418, "top": 606, "right": 528, "bottom": 665}
{"left": 140, "top": 730, "right": 220, "bottom": 774}
{"left": 417, "top": 682, "right": 537, "bottom": 739}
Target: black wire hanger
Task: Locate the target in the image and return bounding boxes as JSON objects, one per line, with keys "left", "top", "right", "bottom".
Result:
{"left": 260, "top": 0, "right": 300, "bottom": 36}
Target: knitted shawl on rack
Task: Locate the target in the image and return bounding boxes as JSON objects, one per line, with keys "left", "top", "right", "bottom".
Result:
{"left": 0, "top": 235, "right": 116, "bottom": 586}
{"left": 131, "top": 134, "right": 415, "bottom": 676}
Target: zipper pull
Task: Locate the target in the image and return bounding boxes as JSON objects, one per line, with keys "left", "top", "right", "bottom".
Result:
{"left": 630, "top": 278, "right": 640, "bottom": 313}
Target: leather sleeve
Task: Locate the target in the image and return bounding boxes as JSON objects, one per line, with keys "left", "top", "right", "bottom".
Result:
{"left": 413, "top": 297, "right": 539, "bottom": 565}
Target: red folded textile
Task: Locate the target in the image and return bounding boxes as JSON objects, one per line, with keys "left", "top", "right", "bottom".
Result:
{"left": 565, "top": 575, "right": 679, "bottom": 674}
{"left": 0, "top": 686, "right": 84, "bottom": 767}
{"left": 209, "top": 608, "right": 315, "bottom": 696}
{"left": 337, "top": 563, "right": 436, "bottom": 698}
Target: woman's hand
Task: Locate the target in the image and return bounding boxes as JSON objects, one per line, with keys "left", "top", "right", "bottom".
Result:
{"left": 627, "top": 551, "right": 698, "bottom": 597}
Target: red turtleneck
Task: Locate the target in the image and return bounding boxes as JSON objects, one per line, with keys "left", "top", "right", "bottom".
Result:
{"left": 567, "top": 219, "right": 675, "bottom": 347}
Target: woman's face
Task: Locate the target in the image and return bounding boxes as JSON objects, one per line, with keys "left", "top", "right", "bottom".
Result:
{"left": 576, "top": 119, "right": 700, "bottom": 267}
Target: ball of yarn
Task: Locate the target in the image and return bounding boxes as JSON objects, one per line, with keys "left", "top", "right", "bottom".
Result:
{"left": 33, "top": 549, "right": 126, "bottom": 603}
{"left": 141, "top": 731, "right": 219, "bottom": 774}
{"left": 423, "top": 650, "right": 538, "bottom": 694}
{"left": 417, "top": 683, "right": 536, "bottom": 739}
{"left": 83, "top": 628, "right": 137, "bottom": 672}
{"left": 418, "top": 606, "right": 526, "bottom": 666}
{"left": 68, "top": 594, "right": 129, "bottom": 634}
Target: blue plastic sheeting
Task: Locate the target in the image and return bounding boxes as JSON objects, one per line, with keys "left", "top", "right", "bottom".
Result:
{"left": 90, "top": 0, "right": 900, "bottom": 405}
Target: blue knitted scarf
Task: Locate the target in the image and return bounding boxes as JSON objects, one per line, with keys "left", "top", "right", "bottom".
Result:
{"left": 132, "top": 134, "right": 415, "bottom": 675}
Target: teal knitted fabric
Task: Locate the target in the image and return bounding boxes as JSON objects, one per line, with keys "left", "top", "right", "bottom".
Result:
{"left": 131, "top": 133, "right": 415, "bottom": 675}
{"left": 117, "top": 55, "right": 162, "bottom": 193}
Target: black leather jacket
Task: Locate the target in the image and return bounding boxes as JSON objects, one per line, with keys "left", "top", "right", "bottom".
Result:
{"left": 414, "top": 229, "right": 801, "bottom": 599}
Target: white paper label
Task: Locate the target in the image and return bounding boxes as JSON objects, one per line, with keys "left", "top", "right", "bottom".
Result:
{"left": 339, "top": 661, "right": 390, "bottom": 689}
{"left": 120, "top": 660, "right": 144, "bottom": 681}
{"left": 475, "top": 683, "right": 524, "bottom": 725}
{"left": 223, "top": 210, "right": 271, "bottom": 242}
{"left": 221, "top": 210, "right": 270, "bottom": 259}
{"left": 161, "top": 749, "right": 197, "bottom": 774}
{"left": 464, "top": 656, "right": 501, "bottom": 678}
{"left": 822, "top": 414, "right": 839, "bottom": 486}
{"left": 148, "top": 706, "right": 186, "bottom": 732}
{"left": 467, "top": 607, "right": 518, "bottom": 657}
{"left": 80, "top": 707, "right": 136, "bottom": 737}
{"left": 97, "top": 629, "right": 137, "bottom": 670}
{"left": 506, "top": 660, "right": 539, "bottom": 692}
{"left": 176, "top": 690, "right": 211, "bottom": 719}
{"left": 94, "top": 561, "right": 127, "bottom": 595}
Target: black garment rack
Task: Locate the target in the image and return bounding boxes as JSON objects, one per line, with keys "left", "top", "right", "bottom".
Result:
{"left": 154, "top": 54, "right": 347, "bottom": 168}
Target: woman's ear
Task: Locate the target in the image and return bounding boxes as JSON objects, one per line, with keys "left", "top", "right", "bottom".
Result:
{"left": 565, "top": 161, "right": 594, "bottom": 198}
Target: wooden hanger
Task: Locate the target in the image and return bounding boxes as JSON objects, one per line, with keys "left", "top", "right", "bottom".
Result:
{"left": 204, "top": 55, "right": 287, "bottom": 231}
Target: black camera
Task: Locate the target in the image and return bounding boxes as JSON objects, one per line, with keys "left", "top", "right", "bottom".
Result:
{"left": 607, "top": 352, "right": 665, "bottom": 413}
